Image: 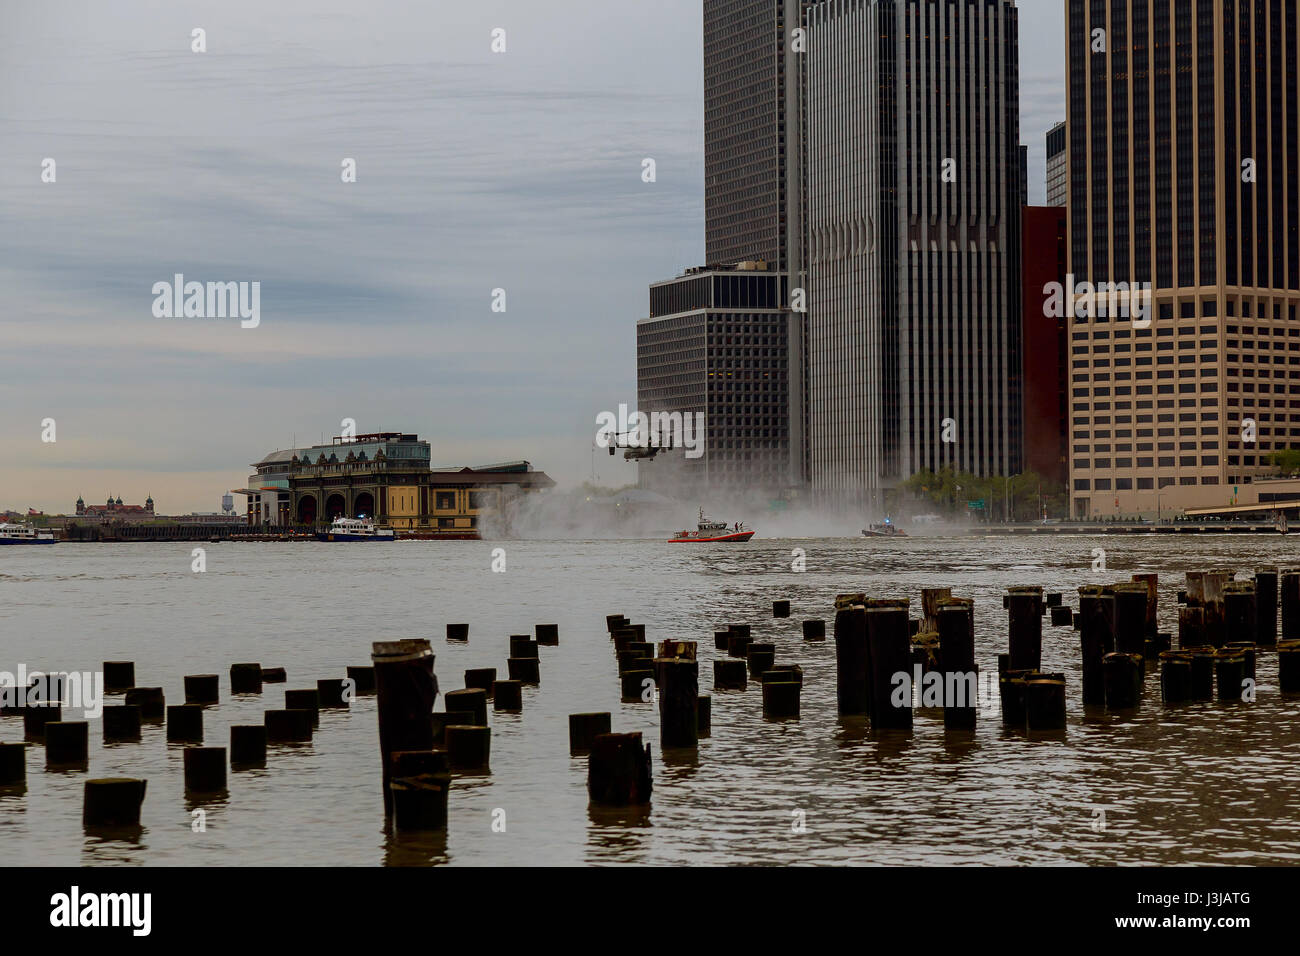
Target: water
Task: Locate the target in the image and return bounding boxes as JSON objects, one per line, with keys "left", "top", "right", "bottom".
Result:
{"left": 3, "top": 535, "right": 1299, "bottom": 866}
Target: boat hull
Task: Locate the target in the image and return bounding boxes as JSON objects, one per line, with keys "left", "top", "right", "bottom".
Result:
{"left": 314, "top": 532, "right": 395, "bottom": 542}
{"left": 0, "top": 538, "right": 56, "bottom": 545}
{"left": 669, "top": 531, "right": 755, "bottom": 543}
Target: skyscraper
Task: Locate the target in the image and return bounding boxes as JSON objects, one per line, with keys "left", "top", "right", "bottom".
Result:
{"left": 804, "top": 0, "right": 1024, "bottom": 508}
{"left": 1045, "top": 120, "right": 1067, "bottom": 208}
{"left": 1066, "top": 0, "right": 1300, "bottom": 518}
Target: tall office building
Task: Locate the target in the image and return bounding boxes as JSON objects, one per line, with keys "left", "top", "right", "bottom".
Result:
{"left": 636, "top": 1, "right": 808, "bottom": 498}
{"left": 804, "top": 0, "right": 1024, "bottom": 508}
{"left": 1045, "top": 120, "right": 1067, "bottom": 208}
{"left": 637, "top": 263, "right": 791, "bottom": 499}
{"left": 1066, "top": 0, "right": 1300, "bottom": 518}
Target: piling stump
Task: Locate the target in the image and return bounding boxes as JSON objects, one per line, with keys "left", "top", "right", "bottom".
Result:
{"left": 1006, "top": 587, "right": 1044, "bottom": 672}
{"left": 834, "top": 603, "right": 869, "bottom": 716}
{"left": 431, "top": 711, "right": 476, "bottom": 745}
{"left": 261, "top": 667, "right": 287, "bottom": 684}
{"left": 773, "top": 600, "right": 791, "bottom": 618}
{"left": 45, "top": 721, "right": 89, "bottom": 767}
{"left": 284, "top": 689, "right": 320, "bottom": 727}
{"left": 265, "top": 709, "right": 313, "bottom": 743}
{"left": 866, "top": 601, "right": 912, "bottom": 730}
{"left": 230, "top": 725, "right": 267, "bottom": 767}
{"left": 536, "top": 624, "right": 559, "bottom": 646}
{"left": 447, "top": 623, "right": 469, "bottom": 642}
{"left": 1278, "top": 640, "right": 1300, "bottom": 693}
{"left": 568, "top": 712, "right": 611, "bottom": 755}
{"left": 621, "top": 670, "right": 654, "bottom": 701}
{"left": 317, "top": 678, "right": 349, "bottom": 708}
{"left": 726, "top": 633, "right": 754, "bottom": 660}
{"left": 713, "top": 659, "right": 747, "bottom": 691}
{"left": 1189, "top": 650, "right": 1216, "bottom": 700}
{"left": 714, "top": 630, "right": 731, "bottom": 650}
{"left": 23, "top": 705, "right": 61, "bottom": 742}
{"left": 802, "top": 619, "right": 825, "bottom": 641}
{"left": 183, "top": 675, "right": 219, "bottom": 705}
{"left": 464, "top": 668, "right": 497, "bottom": 697}
{"left": 103, "top": 705, "right": 141, "bottom": 742}
{"left": 0, "top": 742, "right": 26, "bottom": 785}
{"left": 229, "top": 663, "right": 263, "bottom": 695}
{"left": 698, "top": 695, "right": 711, "bottom": 736}
{"left": 746, "top": 643, "right": 776, "bottom": 679}
{"left": 1215, "top": 652, "right": 1249, "bottom": 703}
{"left": 492, "top": 680, "right": 523, "bottom": 712}
{"left": 183, "top": 747, "right": 227, "bottom": 792}
{"left": 83, "top": 778, "right": 146, "bottom": 826}
{"left": 1282, "top": 570, "right": 1300, "bottom": 640}
{"left": 510, "top": 636, "right": 539, "bottom": 659}
{"left": 103, "top": 661, "right": 135, "bottom": 693}
{"left": 762, "top": 681, "right": 801, "bottom": 719}
{"left": 1050, "top": 605, "right": 1073, "bottom": 626}
{"left": 346, "top": 666, "right": 376, "bottom": 695}
{"left": 444, "top": 688, "right": 488, "bottom": 726}
{"left": 165, "top": 704, "right": 203, "bottom": 743}
{"left": 1103, "top": 653, "right": 1143, "bottom": 709}
{"left": 124, "top": 687, "right": 164, "bottom": 720}
{"left": 1078, "top": 588, "right": 1114, "bottom": 706}
{"left": 658, "top": 659, "right": 699, "bottom": 748}
{"left": 445, "top": 725, "right": 490, "bottom": 771}
{"left": 1224, "top": 583, "right": 1258, "bottom": 649}
{"left": 587, "top": 732, "right": 652, "bottom": 806}
{"left": 391, "top": 773, "right": 450, "bottom": 831}
{"left": 507, "top": 657, "right": 540, "bottom": 685}
{"left": 937, "top": 600, "right": 976, "bottom": 730}
{"left": 1160, "top": 652, "right": 1194, "bottom": 705}
{"left": 1025, "top": 678, "right": 1067, "bottom": 731}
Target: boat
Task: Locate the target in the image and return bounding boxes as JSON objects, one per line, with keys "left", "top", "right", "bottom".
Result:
{"left": 314, "top": 517, "right": 396, "bottom": 542}
{"left": 862, "top": 521, "right": 907, "bottom": 538}
{"left": 0, "top": 522, "right": 57, "bottom": 545}
{"left": 669, "top": 509, "right": 754, "bottom": 543}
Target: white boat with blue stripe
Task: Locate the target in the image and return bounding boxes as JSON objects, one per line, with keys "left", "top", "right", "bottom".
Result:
{"left": 315, "top": 517, "right": 395, "bottom": 542}
{"left": 0, "top": 522, "right": 56, "bottom": 545}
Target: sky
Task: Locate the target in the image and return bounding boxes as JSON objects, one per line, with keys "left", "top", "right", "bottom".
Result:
{"left": 0, "top": 0, "right": 1065, "bottom": 514}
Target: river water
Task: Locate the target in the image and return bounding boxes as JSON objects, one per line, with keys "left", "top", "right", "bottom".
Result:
{"left": 3, "top": 535, "right": 1299, "bottom": 866}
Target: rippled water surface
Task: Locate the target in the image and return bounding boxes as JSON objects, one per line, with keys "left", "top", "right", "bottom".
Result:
{"left": 3, "top": 535, "right": 1300, "bottom": 866}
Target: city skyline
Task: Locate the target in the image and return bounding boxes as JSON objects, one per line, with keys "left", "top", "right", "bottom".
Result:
{"left": 2, "top": 1, "right": 1066, "bottom": 513}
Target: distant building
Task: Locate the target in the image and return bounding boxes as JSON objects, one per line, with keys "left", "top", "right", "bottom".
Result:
{"left": 1045, "top": 121, "right": 1067, "bottom": 208}
{"left": 236, "top": 432, "right": 554, "bottom": 532}
{"left": 74, "top": 494, "right": 155, "bottom": 522}
{"left": 637, "top": 261, "right": 792, "bottom": 500}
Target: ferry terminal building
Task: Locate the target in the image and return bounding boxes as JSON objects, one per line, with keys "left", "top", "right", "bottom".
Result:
{"left": 235, "top": 432, "right": 554, "bottom": 534}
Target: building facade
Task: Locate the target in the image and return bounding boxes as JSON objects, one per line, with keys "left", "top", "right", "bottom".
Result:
{"left": 804, "top": 0, "right": 1024, "bottom": 508}
{"left": 237, "top": 433, "right": 553, "bottom": 533}
{"left": 1046, "top": 120, "right": 1068, "bottom": 208}
{"left": 1066, "top": 0, "right": 1300, "bottom": 518}
{"left": 637, "top": 263, "right": 792, "bottom": 499}
{"left": 74, "top": 495, "right": 155, "bottom": 522}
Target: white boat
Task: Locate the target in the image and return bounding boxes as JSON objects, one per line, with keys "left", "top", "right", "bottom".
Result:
{"left": 0, "top": 522, "right": 57, "bottom": 545}
{"left": 314, "top": 517, "right": 396, "bottom": 542}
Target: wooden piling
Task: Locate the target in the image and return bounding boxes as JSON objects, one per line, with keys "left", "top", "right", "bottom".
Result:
{"left": 605, "top": 615, "right": 628, "bottom": 633}
{"left": 492, "top": 680, "right": 523, "bottom": 712}
{"left": 937, "top": 599, "right": 976, "bottom": 730}
{"left": 1006, "top": 586, "right": 1044, "bottom": 672}
{"left": 621, "top": 669, "right": 654, "bottom": 701}
{"left": 45, "top": 721, "right": 89, "bottom": 767}
{"left": 346, "top": 665, "right": 376, "bottom": 695}
{"left": 697, "top": 695, "right": 711, "bottom": 736}
{"left": 1282, "top": 570, "right": 1300, "bottom": 640}
{"left": 23, "top": 705, "right": 61, "bottom": 742}
{"left": 316, "top": 678, "right": 348, "bottom": 708}
{"left": 587, "top": 732, "right": 652, "bottom": 806}
{"left": 728, "top": 624, "right": 751, "bottom": 640}
{"left": 762, "top": 681, "right": 801, "bottom": 719}
{"left": 726, "top": 632, "right": 754, "bottom": 660}
{"left": 124, "top": 687, "right": 164, "bottom": 720}
{"left": 284, "top": 689, "right": 320, "bottom": 727}
{"left": 999, "top": 671, "right": 1032, "bottom": 727}
{"left": 658, "top": 659, "right": 699, "bottom": 748}
{"left": 229, "top": 663, "right": 263, "bottom": 694}
{"left": 612, "top": 628, "right": 638, "bottom": 652}
{"left": 444, "top": 688, "right": 488, "bottom": 725}
{"left": 103, "top": 705, "right": 141, "bottom": 742}
{"left": 265, "top": 709, "right": 313, "bottom": 743}
{"left": 802, "top": 619, "right": 825, "bottom": 641}
{"left": 866, "top": 600, "right": 912, "bottom": 730}
{"left": 464, "top": 668, "right": 497, "bottom": 698}
{"left": 773, "top": 600, "right": 791, "bottom": 618}
{"left": 713, "top": 659, "right": 747, "bottom": 691}
{"left": 536, "top": 624, "right": 560, "bottom": 646}
{"left": 390, "top": 769, "right": 451, "bottom": 831}
{"left": 1202, "top": 571, "right": 1231, "bottom": 647}
{"left": 1214, "top": 651, "right": 1248, "bottom": 703}
{"left": 183, "top": 675, "right": 219, "bottom": 705}
{"left": 1224, "top": 582, "right": 1258, "bottom": 647}
{"left": 834, "top": 601, "right": 869, "bottom": 716}
{"left": 1131, "top": 573, "right": 1159, "bottom": 637}
{"left": 746, "top": 643, "right": 776, "bottom": 679}
{"left": 1278, "top": 640, "right": 1300, "bottom": 693}
{"left": 1188, "top": 649, "right": 1216, "bottom": 700}
{"left": 510, "top": 635, "right": 539, "bottom": 659}
{"left": 1254, "top": 568, "right": 1278, "bottom": 647}
{"left": 921, "top": 588, "right": 952, "bottom": 632}
{"left": 1078, "top": 587, "right": 1114, "bottom": 706}
{"left": 0, "top": 742, "right": 25, "bottom": 785}
{"left": 446, "top": 623, "right": 469, "bottom": 642}
{"left": 714, "top": 630, "right": 731, "bottom": 650}
{"left": 1159, "top": 651, "right": 1194, "bottom": 705}
{"left": 166, "top": 704, "right": 203, "bottom": 743}
{"left": 431, "top": 711, "right": 475, "bottom": 745}
{"left": 1102, "top": 652, "right": 1143, "bottom": 709}
{"left": 507, "top": 657, "right": 540, "bottom": 685}
{"left": 568, "top": 712, "right": 611, "bottom": 755}
{"left": 183, "top": 747, "right": 227, "bottom": 792}
{"left": 1113, "top": 583, "right": 1149, "bottom": 659}
{"left": 83, "top": 778, "right": 146, "bottom": 826}
{"left": 230, "top": 725, "right": 267, "bottom": 767}
{"left": 261, "top": 667, "right": 287, "bottom": 684}
{"left": 1050, "top": 605, "right": 1073, "bottom": 626}
{"left": 102, "top": 661, "right": 135, "bottom": 694}
{"left": 445, "top": 725, "right": 491, "bottom": 771}
{"left": 1025, "top": 678, "right": 1067, "bottom": 731}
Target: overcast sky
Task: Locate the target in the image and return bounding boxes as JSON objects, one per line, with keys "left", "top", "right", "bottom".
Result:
{"left": 0, "top": 0, "right": 1065, "bottom": 513}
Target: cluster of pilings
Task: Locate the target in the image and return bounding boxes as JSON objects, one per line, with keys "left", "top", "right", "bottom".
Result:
{"left": 370, "top": 622, "right": 561, "bottom": 832}
{"left": 0, "top": 657, "right": 377, "bottom": 830}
